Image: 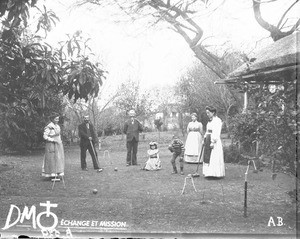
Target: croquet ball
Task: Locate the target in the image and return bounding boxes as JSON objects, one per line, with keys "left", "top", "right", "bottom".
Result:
{"left": 114, "top": 167, "right": 118, "bottom": 171}
{"left": 92, "top": 189, "right": 98, "bottom": 194}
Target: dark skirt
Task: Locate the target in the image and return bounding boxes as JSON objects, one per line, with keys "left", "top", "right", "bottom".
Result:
{"left": 203, "top": 134, "right": 212, "bottom": 164}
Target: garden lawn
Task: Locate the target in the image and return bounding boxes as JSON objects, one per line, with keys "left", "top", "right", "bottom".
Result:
{"left": 0, "top": 132, "right": 297, "bottom": 238}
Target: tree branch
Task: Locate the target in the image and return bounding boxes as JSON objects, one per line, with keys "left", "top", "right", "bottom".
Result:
{"left": 164, "top": 11, "right": 198, "bottom": 34}
{"left": 277, "top": 0, "right": 299, "bottom": 29}
{"left": 149, "top": 0, "right": 203, "bottom": 46}
{"left": 252, "top": 0, "right": 299, "bottom": 41}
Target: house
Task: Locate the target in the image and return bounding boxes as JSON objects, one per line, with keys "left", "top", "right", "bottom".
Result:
{"left": 155, "top": 103, "right": 184, "bottom": 130}
{"left": 216, "top": 31, "right": 299, "bottom": 111}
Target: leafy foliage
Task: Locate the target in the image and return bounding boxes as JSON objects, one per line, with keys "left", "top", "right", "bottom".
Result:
{"left": 35, "top": 5, "right": 59, "bottom": 36}
{"left": 114, "top": 80, "right": 154, "bottom": 121}
{"left": 176, "top": 60, "right": 238, "bottom": 129}
{"left": 97, "top": 107, "right": 124, "bottom": 136}
{"left": 0, "top": 0, "right": 38, "bottom": 28}
{"left": 154, "top": 118, "right": 163, "bottom": 131}
{"left": 228, "top": 80, "right": 298, "bottom": 174}
{"left": 0, "top": 3, "right": 106, "bottom": 151}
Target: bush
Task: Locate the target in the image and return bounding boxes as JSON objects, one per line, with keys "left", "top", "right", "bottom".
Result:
{"left": 223, "top": 145, "right": 241, "bottom": 164}
{"left": 154, "top": 118, "right": 163, "bottom": 131}
{"left": 228, "top": 81, "right": 298, "bottom": 174}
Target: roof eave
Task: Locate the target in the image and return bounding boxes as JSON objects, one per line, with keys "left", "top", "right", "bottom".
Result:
{"left": 215, "top": 64, "right": 298, "bottom": 85}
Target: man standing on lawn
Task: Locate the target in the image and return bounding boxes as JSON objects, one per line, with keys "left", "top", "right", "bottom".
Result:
{"left": 78, "top": 115, "right": 103, "bottom": 172}
{"left": 123, "top": 109, "right": 143, "bottom": 166}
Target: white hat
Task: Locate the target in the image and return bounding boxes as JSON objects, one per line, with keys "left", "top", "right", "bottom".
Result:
{"left": 149, "top": 141, "right": 158, "bottom": 149}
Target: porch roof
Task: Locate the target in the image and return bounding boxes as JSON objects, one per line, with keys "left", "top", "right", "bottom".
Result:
{"left": 217, "top": 31, "right": 299, "bottom": 85}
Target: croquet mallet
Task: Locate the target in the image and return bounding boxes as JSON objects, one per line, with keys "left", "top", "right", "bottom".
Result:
{"left": 90, "top": 139, "right": 101, "bottom": 168}
{"left": 192, "top": 140, "right": 205, "bottom": 178}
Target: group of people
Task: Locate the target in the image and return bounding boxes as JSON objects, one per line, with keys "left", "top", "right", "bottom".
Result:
{"left": 183, "top": 106, "right": 225, "bottom": 178}
{"left": 140, "top": 106, "right": 225, "bottom": 178}
{"left": 41, "top": 107, "right": 225, "bottom": 182}
{"left": 42, "top": 114, "right": 103, "bottom": 181}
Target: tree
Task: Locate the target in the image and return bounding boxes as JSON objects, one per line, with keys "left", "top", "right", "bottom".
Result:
{"left": 0, "top": 1, "right": 107, "bottom": 151}
{"left": 74, "top": 0, "right": 228, "bottom": 78}
{"left": 252, "top": 0, "right": 300, "bottom": 41}
{"left": 63, "top": 87, "right": 120, "bottom": 143}
{"left": 176, "top": 59, "right": 240, "bottom": 130}
{"left": 97, "top": 106, "right": 125, "bottom": 136}
{"left": 114, "top": 80, "right": 154, "bottom": 122}
{"left": 229, "top": 80, "right": 298, "bottom": 174}
{"left": 154, "top": 118, "right": 163, "bottom": 130}
{"left": 1, "top": 2, "right": 106, "bottom": 102}
{"left": 35, "top": 5, "right": 59, "bottom": 37}
{"left": 154, "top": 117, "right": 163, "bottom": 139}
{"left": 74, "top": 0, "right": 299, "bottom": 79}
{"left": 0, "top": 0, "right": 38, "bottom": 29}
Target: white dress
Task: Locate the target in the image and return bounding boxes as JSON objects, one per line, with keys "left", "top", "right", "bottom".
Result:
{"left": 184, "top": 121, "right": 204, "bottom": 163}
{"left": 144, "top": 149, "right": 161, "bottom": 171}
{"left": 202, "top": 116, "right": 225, "bottom": 177}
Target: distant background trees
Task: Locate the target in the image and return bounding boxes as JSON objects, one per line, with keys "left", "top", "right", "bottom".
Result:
{"left": 176, "top": 57, "right": 241, "bottom": 130}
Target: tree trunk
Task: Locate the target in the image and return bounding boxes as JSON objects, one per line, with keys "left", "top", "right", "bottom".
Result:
{"left": 191, "top": 45, "right": 243, "bottom": 109}
{"left": 252, "top": 0, "right": 300, "bottom": 41}
{"left": 158, "top": 129, "right": 161, "bottom": 141}
{"left": 192, "top": 44, "right": 227, "bottom": 79}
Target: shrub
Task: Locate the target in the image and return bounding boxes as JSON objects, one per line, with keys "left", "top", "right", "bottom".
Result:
{"left": 228, "top": 81, "right": 298, "bottom": 174}
{"left": 223, "top": 145, "right": 241, "bottom": 164}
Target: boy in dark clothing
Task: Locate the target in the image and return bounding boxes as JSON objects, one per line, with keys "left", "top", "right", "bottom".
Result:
{"left": 168, "top": 135, "right": 185, "bottom": 175}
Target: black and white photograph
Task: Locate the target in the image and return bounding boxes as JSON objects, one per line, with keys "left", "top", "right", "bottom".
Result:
{"left": 0, "top": 0, "right": 299, "bottom": 238}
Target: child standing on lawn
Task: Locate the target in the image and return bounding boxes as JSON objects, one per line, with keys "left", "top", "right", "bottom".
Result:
{"left": 168, "top": 134, "right": 185, "bottom": 175}
{"left": 142, "top": 141, "right": 161, "bottom": 171}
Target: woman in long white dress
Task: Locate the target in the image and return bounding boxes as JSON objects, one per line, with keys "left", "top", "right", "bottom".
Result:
{"left": 184, "top": 113, "right": 204, "bottom": 163}
{"left": 42, "top": 114, "right": 65, "bottom": 180}
{"left": 202, "top": 106, "right": 225, "bottom": 178}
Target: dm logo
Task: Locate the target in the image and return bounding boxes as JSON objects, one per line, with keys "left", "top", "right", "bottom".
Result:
{"left": 2, "top": 201, "right": 58, "bottom": 231}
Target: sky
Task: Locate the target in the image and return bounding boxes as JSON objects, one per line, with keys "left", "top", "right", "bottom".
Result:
{"left": 30, "top": 0, "right": 299, "bottom": 103}
{"left": 33, "top": 0, "right": 196, "bottom": 92}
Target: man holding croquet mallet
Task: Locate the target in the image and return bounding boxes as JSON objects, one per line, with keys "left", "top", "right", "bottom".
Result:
{"left": 123, "top": 109, "right": 143, "bottom": 166}
{"left": 78, "top": 115, "right": 103, "bottom": 172}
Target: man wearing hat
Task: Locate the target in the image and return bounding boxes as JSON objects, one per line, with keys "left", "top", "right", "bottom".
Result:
{"left": 78, "top": 115, "right": 103, "bottom": 172}
{"left": 123, "top": 109, "right": 143, "bottom": 166}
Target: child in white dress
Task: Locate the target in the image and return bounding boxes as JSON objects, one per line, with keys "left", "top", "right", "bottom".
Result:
{"left": 142, "top": 142, "right": 161, "bottom": 171}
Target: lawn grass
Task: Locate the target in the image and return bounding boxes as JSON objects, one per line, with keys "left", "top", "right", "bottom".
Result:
{"left": 0, "top": 131, "right": 297, "bottom": 238}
